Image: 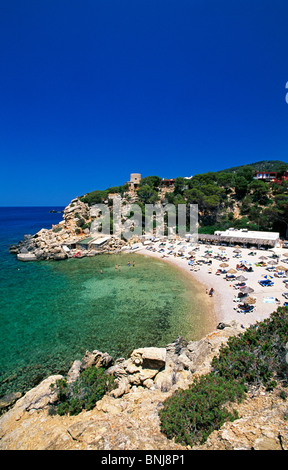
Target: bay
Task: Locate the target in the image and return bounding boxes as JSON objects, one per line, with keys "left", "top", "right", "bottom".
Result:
{"left": 0, "top": 207, "right": 208, "bottom": 397}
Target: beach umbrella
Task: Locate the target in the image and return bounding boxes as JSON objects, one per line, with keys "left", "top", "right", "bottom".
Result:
{"left": 219, "top": 262, "right": 229, "bottom": 267}
{"left": 236, "top": 275, "right": 248, "bottom": 281}
{"left": 283, "top": 253, "right": 288, "bottom": 257}
{"left": 218, "top": 246, "right": 226, "bottom": 250}
{"left": 259, "top": 256, "right": 267, "bottom": 260}
{"left": 228, "top": 268, "right": 237, "bottom": 274}
{"left": 261, "top": 274, "right": 274, "bottom": 279}
{"left": 276, "top": 265, "right": 286, "bottom": 271}
{"left": 233, "top": 248, "right": 241, "bottom": 253}
{"left": 268, "top": 260, "right": 278, "bottom": 265}
{"left": 240, "top": 286, "right": 254, "bottom": 294}
{"left": 246, "top": 297, "right": 256, "bottom": 304}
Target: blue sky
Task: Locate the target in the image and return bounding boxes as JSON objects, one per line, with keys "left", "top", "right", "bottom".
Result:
{"left": 0, "top": 0, "right": 288, "bottom": 206}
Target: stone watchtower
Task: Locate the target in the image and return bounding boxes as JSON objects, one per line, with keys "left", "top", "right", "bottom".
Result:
{"left": 128, "top": 173, "right": 141, "bottom": 191}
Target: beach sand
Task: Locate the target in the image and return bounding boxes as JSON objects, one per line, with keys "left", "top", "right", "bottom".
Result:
{"left": 136, "top": 241, "right": 288, "bottom": 330}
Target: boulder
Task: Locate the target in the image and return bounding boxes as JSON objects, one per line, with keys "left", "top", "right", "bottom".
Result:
{"left": 67, "top": 360, "right": 82, "bottom": 384}
{"left": 53, "top": 252, "right": 67, "bottom": 260}
{"left": 80, "top": 350, "right": 114, "bottom": 371}
{"left": 107, "top": 347, "right": 166, "bottom": 396}
{"left": 0, "top": 392, "right": 22, "bottom": 411}
{"left": 0, "top": 375, "right": 63, "bottom": 426}
{"left": 130, "top": 347, "right": 166, "bottom": 369}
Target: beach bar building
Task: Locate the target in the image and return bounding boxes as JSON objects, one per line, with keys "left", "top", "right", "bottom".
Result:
{"left": 76, "top": 236, "right": 111, "bottom": 251}
{"left": 197, "top": 228, "right": 280, "bottom": 248}
{"left": 89, "top": 236, "right": 111, "bottom": 250}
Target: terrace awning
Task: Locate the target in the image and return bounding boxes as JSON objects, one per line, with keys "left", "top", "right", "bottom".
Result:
{"left": 198, "top": 233, "right": 276, "bottom": 247}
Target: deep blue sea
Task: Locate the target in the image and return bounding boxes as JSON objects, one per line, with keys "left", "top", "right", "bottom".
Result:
{"left": 0, "top": 207, "right": 209, "bottom": 398}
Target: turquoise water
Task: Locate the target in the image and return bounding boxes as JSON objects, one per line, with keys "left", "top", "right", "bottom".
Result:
{"left": 0, "top": 208, "right": 210, "bottom": 398}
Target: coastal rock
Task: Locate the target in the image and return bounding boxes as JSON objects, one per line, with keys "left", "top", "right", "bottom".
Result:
{"left": 1, "top": 323, "right": 287, "bottom": 450}
{"left": 0, "top": 375, "right": 63, "bottom": 437}
{"left": 106, "top": 347, "right": 166, "bottom": 397}
{"left": 80, "top": 350, "right": 114, "bottom": 371}
{"left": 130, "top": 347, "right": 166, "bottom": 369}
{"left": 53, "top": 252, "right": 67, "bottom": 260}
{"left": 196, "top": 385, "right": 288, "bottom": 450}
{"left": 67, "top": 360, "right": 82, "bottom": 384}
{"left": 0, "top": 392, "right": 22, "bottom": 411}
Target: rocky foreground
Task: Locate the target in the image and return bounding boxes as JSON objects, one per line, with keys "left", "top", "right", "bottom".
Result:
{"left": 1, "top": 321, "right": 287, "bottom": 450}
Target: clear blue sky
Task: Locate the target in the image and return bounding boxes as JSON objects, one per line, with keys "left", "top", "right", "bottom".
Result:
{"left": 1, "top": 0, "right": 288, "bottom": 206}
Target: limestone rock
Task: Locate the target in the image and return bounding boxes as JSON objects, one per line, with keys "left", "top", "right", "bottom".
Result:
{"left": 0, "top": 375, "right": 63, "bottom": 434}
{"left": 0, "top": 392, "right": 22, "bottom": 411}
{"left": 80, "top": 350, "right": 114, "bottom": 371}
{"left": 1, "top": 324, "right": 288, "bottom": 451}
{"left": 67, "top": 360, "right": 82, "bottom": 384}
{"left": 130, "top": 347, "right": 166, "bottom": 369}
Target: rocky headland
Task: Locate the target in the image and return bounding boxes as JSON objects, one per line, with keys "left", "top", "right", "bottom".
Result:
{"left": 9, "top": 197, "right": 129, "bottom": 261}
{"left": 1, "top": 321, "right": 287, "bottom": 450}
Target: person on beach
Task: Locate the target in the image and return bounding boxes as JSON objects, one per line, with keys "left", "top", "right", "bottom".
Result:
{"left": 100, "top": 269, "right": 103, "bottom": 274}
{"left": 128, "top": 261, "right": 131, "bottom": 267}
{"left": 209, "top": 288, "right": 214, "bottom": 297}
{"left": 118, "top": 265, "right": 121, "bottom": 272}
{"left": 115, "top": 264, "right": 117, "bottom": 270}
{"left": 133, "top": 261, "right": 135, "bottom": 267}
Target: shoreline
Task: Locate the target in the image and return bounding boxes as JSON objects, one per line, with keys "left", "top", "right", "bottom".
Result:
{"left": 136, "top": 249, "right": 219, "bottom": 336}
{"left": 136, "top": 241, "right": 288, "bottom": 330}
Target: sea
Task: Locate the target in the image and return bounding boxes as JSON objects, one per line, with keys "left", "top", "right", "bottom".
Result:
{"left": 0, "top": 207, "right": 209, "bottom": 398}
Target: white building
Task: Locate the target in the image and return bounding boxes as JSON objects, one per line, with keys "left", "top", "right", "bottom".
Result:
{"left": 214, "top": 228, "right": 280, "bottom": 247}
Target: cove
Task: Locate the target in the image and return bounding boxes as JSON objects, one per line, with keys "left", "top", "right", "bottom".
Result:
{"left": 0, "top": 252, "right": 210, "bottom": 397}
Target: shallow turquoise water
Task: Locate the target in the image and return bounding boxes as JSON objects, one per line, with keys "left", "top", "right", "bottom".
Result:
{"left": 0, "top": 252, "right": 210, "bottom": 397}
{"left": 0, "top": 208, "right": 210, "bottom": 398}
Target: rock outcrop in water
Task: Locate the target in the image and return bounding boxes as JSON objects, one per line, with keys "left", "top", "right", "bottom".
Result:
{"left": 1, "top": 321, "right": 287, "bottom": 450}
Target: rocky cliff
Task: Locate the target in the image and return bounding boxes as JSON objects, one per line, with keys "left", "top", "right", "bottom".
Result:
{"left": 9, "top": 197, "right": 129, "bottom": 261}
{"left": 1, "top": 321, "right": 287, "bottom": 450}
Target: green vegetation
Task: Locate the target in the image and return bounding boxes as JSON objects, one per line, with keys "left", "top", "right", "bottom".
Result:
{"left": 53, "top": 367, "right": 116, "bottom": 416}
{"left": 159, "top": 307, "right": 288, "bottom": 447}
{"left": 163, "top": 161, "right": 288, "bottom": 237}
{"left": 219, "top": 160, "right": 288, "bottom": 174}
{"left": 77, "top": 160, "right": 288, "bottom": 236}
{"left": 52, "top": 226, "right": 63, "bottom": 233}
{"left": 80, "top": 184, "right": 129, "bottom": 206}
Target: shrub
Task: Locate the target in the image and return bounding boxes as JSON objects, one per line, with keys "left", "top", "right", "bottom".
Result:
{"left": 76, "top": 218, "right": 85, "bottom": 227}
{"left": 159, "top": 307, "right": 288, "bottom": 447}
{"left": 54, "top": 367, "right": 116, "bottom": 416}
{"left": 159, "top": 374, "right": 245, "bottom": 446}
{"left": 52, "top": 226, "right": 63, "bottom": 233}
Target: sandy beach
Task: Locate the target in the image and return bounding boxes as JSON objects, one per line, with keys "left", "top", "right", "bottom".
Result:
{"left": 135, "top": 239, "right": 288, "bottom": 330}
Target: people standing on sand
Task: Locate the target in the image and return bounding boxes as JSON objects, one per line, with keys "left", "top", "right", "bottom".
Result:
{"left": 209, "top": 288, "right": 214, "bottom": 297}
